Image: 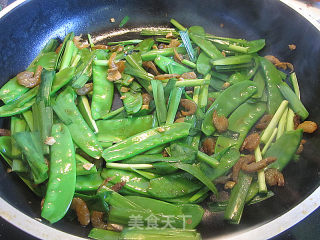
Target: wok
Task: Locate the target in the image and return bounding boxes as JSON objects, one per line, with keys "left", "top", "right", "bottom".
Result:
{"left": 0, "top": 0, "right": 319, "bottom": 239}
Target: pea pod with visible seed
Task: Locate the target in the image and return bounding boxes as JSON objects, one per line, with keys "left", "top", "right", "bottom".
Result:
{"left": 202, "top": 81, "right": 257, "bottom": 136}
{"left": 102, "top": 122, "right": 191, "bottom": 162}
{"left": 91, "top": 65, "right": 114, "bottom": 120}
{"left": 52, "top": 86, "right": 103, "bottom": 159}
{"left": 41, "top": 123, "right": 76, "bottom": 223}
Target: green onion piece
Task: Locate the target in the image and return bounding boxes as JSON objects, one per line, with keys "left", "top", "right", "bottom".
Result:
{"left": 119, "top": 15, "right": 130, "bottom": 27}
{"left": 170, "top": 18, "right": 187, "bottom": 31}
{"left": 179, "top": 31, "right": 196, "bottom": 62}
{"left": 261, "top": 127, "right": 278, "bottom": 155}
{"left": 182, "top": 59, "right": 197, "bottom": 69}
{"left": 175, "top": 79, "right": 209, "bottom": 87}
{"left": 254, "top": 146, "right": 267, "bottom": 193}
{"left": 88, "top": 34, "right": 94, "bottom": 48}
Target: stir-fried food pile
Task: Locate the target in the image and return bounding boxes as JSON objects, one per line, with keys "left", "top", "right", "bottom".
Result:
{"left": 0, "top": 19, "right": 317, "bottom": 240}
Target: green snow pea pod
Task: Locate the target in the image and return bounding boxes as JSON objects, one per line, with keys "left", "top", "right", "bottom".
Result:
{"left": 41, "top": 123, "right": 76, "bottom": 223}
{"left": 148, "top": 172, "right": 203, "bottom": 199}
{"left": 72, "top": 50, "right": 94, "bottom": 88}
{"left": 201, "top": 147, "right": 240, "bottom": 181}
{"left": 33, "top": 52, "right": 58, "bottom": 71}
{"left": 28, "top": 38, "right": 59, "bottom": 68}
{"left": 211, "top": 55, "right": 253, "bottom": 67}
{"left": 101, "top": 168, "right": 150, "bottom": 195}
{"left": 189, "top": 26, "right": 223, "bottom": 59}
{"left": 0, "top": 136, "right": 13, "bottom": 159}
{"left": 13, "top": 132, "right": 48, "bottom": 184}
{"left": 202, "top": 81, "right": 257, "bottom": 136}
{"left": 96, "top": 115, "right": 154, "bottom": 143}
{"left": 197, "top": 52, "right": 211, "bottom": 75}
{"left": 252, "top": 69, "right": 266, "bottom": 99}
{"left": 154, "top": 55, "right": 190, "bottom": 74}
{"left": 141, "top": 47, "right": 187, "bottom": 61}
{"left": 76, "top": 172, "right": 104, "bottom": 192}
{"left": 259, "top": 57, "right": 284, "bottom": 114}
{"left": 102, "top": 122, "right": 191, "bottom": 162}
{"left": 117, "top": 84, "right": 143, "bottom": 115}
{"left": 0, "top": 86, "right": 39, "bottom": 117}
{"left": 265, "top": 129, "right": 303, "bottom": 171}
{"left": 51, "top": 67, "right": 75, "bottom": 95}
{"left": 215, "top": 102, "right": 266, "bottom": 153}
{"left": 52, "top": 87, "right": 103, "bottom": 159}
{"left": 91, "top": 65, "right": 114, "bottom": 120}
{"left": 0, "top": 77, "right": 29, "bottom": 104}
{"left": 134, "top": 38, "right": 155, "bottom": 54}
{"left": 76, "top": 154, "right": 97, "bottom": 176}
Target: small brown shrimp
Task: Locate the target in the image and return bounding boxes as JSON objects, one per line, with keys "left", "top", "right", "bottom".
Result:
{"left": 241, "top": 157, "right": 277, "bottom": 173}
{"left": 180, "top": 99, "right": 197, "bottom": 116}
{"left": 70, "top": 198, "right": 90, "bottom": 226}
{"left": 76, "top": 83, "right": 93, "bottom": 96}
{"left": 212, "top": 110, "right": 228, "bottom": 133}
{"left": 265, "top": 168, "right": 285, "bottom": 187}
{"left": 232, "top": 155, "right": 255, "bottom": 182}
{"left": 255, "top": 114, "right": 273, "bottom": 130}
{"left": 155, "top": 73, "right": 180, "bottom": 80}
{"left": 202, "top": 137, "right": 216, "bottom": 156}
{"left": 142, "top": 61, "right": 159, "bottom": 75}
{"left": 241, "top": 133, "right": 260, "bottom": 152}
{"left": 0, "top": 129, "right": 11, "bottom": 136}
{"left": 180, "top": 72, "right": 197, "bottom": 80}
{"left": 297, "top": 121, "right": 318, "bottom": 133}
{"left": 91, "top": 211, "right": 108, "bottom": 229}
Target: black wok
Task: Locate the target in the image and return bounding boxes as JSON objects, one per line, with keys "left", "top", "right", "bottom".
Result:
{"left": 0, "top": 0, "right": 319, "bottom": 239}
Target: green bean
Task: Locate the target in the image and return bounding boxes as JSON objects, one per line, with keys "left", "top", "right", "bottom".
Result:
{"left": 41, "top": 123, "right": 76, "bottom": 223}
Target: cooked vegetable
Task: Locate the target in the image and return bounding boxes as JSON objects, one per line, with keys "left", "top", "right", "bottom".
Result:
{"left": 0, "top": 19, "right": 315, "bottom": 239}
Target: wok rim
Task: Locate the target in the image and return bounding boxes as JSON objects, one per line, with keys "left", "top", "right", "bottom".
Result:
{"left": 0, "top": 0, "right": 319, "bottom": 239}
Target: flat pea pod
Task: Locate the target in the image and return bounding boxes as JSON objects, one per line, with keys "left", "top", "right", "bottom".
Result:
{"left": 154, "top": 55, "right": 190, "bottom": 74}
{"left": 134, "top": 38, "right": 155, "bottom": 54}
{"left": 76, "top": 154, "right": 97, "bottom": 176}
{"left": 76, "top": 172, "right": 104, "bottom": 192}
{"left": 13, "top": 132, "right": 48, "bottom": 184}
{"left": 52, "top": 87, "right": 103, "bottom": 159}
{"left": 197, "top": 52, "right": 211, "bottom": 75}
{"left": 265, "top": 129, "right": 303, "bottom": 171}
{"left": 34, "top": 52, "right": 58, "bottom": 71}
{"left": 102, "top": 122, "right": 191, "bottom": 162}
{"left": 147, "top": 172, "right": 203, "bottom": 199}
{"left": 0, "top": 136, "right": 13, "bottom": 159}
{"left": 101, "top": 168, "right": 150, "bottom": 195}
{"left": 41, "top": 123, "right": 76, "bottom": 224}
{"left": 96, "top": 115, "right": 154, "bottom": 143}
{"left": 259, "top": 57, "right": 284, "bottom": 114}
{"left": 215, "top": 102, "right": 266, "bottom": 153}
{"left": 141, "top": 47, "right": 187, "bottom": 61}
{"left": 0, "top": 77, "right": 29, "bottom": 104}
{"left": 201, "top": 147, "right": 240, "bottom": 181}
{"left": 202, "top": 81, "right": 257, "bottom": 136}
{"left": 91, "top": 65, "right": 114, "bottom": 120}
{"left": 117, "top": 85, "right": 143, "bottom": 115}
{"left": 0, "top": 86, "right": 39, "bottom": 117}
{"left": 189, "top": 26, "right": 223, "bottom": 59}
{"left": 252, "top": 69, "right": 265, "bottom": 99}
{"left": 51, "top": 67, "right": 75, "bottom": 95}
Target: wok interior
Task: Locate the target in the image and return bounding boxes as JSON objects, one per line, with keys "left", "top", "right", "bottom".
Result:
{"left": 0, "top": 0, "right": 320, "bottom": 238}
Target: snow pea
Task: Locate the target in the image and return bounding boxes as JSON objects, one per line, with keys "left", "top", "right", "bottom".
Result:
{"left": 71, "top": 50, "right": 94, "bottom": 88}
{"left": 51, "top": 67, "right": 75, "bottom": 95}
{"left": 91, "top": 65, "right": 114, "bottom": 120}
{"left": 75, "top": 172, "right": 104, "bottom": 192}
{"left": 41, "top": 123, "right": 76, "bottom": 223}
{"left": 78, "top": 96, "right": 98, "bottom": 133}
{"left": 76, "top": 154, "right": 97, "bottom": 176}
{"left": 259, "top": 57, "right": 284, "bottom": 114}
{"left": 117, "top": 83, "right": 143, "bottom": 115}
{"left": 141, "top": 47, "right": 187, "bottom": 61}
{"left": 0, "top": 136, "right": 13, "bottom": 159}
{"left": 13, "top": 132, "right": 48, "bottom": 184}
{"left": 101, "top": 168, "right": 150, "bottom": 195}
{"left": 189, "top": 26, "right": 223, "bottom": 59}
{"left": 102, "top": 122, "right": 191, "bottom": 162}
{"left": 202, "top": 81, "right": 257, "bottom": 136}
{"left": 0, "top": 86, "right": 39, "bottom": 117}
{"left": 265, "top": 129, "right": 303, "bottom": 171}
{"left": 154, "top": 55, "right": 190, "bottom": 74}
{"left": 134, "top": 38, "right": 155, "bottom": 54}
{"left": 96, "top": 115, "right": 153, "bottom": 143}
{"left": 52, "top": 87, "right": 103, "bottom": 159}
{"left": 10, "top": 117, "right": 27, "bottom": 158}
{"left": 148, "top": 172, "right": 203, "bottom": 199}
{"left": 0, "top": 77, "right": 29, "bottom": 104}
{"left": 197, "top": 52, "right": 211, "bottom": 75}
{"left": 33, "top": 52, "right": 58, "bottom": 71}
{"left": 252, "top": 69, "right": 265, "bottom": 99}
{"left": 215, "top": 102, "right": 266, "bottom": 152}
